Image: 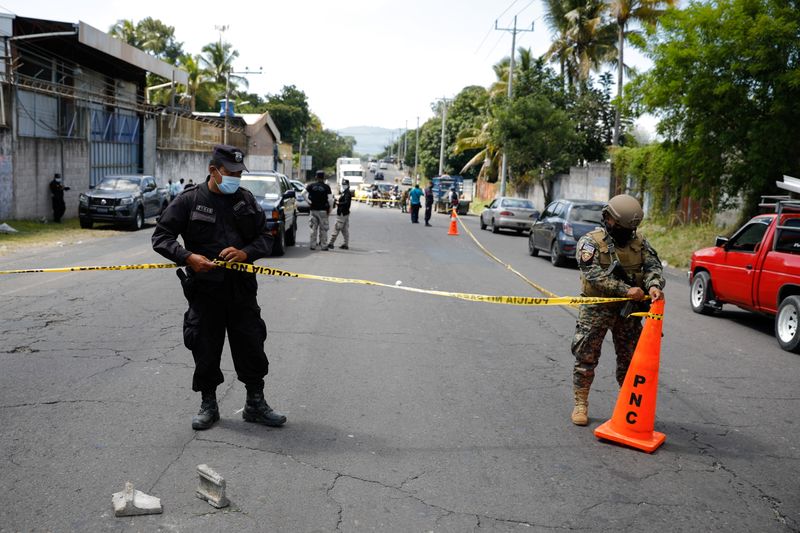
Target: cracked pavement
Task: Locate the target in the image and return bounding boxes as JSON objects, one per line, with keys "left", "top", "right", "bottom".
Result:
{"left": 0, "top": 208, "right": 798, "bottom": 532}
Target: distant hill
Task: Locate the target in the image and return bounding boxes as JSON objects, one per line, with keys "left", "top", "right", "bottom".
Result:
{"left": 336, "top": 126, "right": 396, "bottom": 156}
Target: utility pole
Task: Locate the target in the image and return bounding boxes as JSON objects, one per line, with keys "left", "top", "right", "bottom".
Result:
{"left": 223, "top": 66, "right": 261, "bottom": 145}
{"left": 414, "top": 116, "right": 420, "bottom": 183}
{"left": 438, "top": 97, "right": 450, "bottom": 177}
{"left": 403, "top": 120, "right": 408, "bottom": 168}
{"left": 297, "top": 136, "right": 303, "bottom": 181}
{"left": 495, "top": 15, "right": 534, "bottom": 196}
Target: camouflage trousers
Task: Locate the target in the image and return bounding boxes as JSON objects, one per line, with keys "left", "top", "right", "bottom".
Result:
{"left": 571, "top": 303, "right": 643, "bottom": 390}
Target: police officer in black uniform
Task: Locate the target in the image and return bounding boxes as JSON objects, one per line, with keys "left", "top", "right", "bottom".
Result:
{"left": 152, "top": 144, "right": 286, "bottom": 430}
{"left": 49, "top": 173, "right": 70, "bottom": 223}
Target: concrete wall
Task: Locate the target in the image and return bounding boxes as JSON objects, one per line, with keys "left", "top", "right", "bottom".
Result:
{"left": 8, "top": 137, "right": 89, "bottom": 220}
{"left": 155, "top": 149, "right": 210, "bottom": 186}
{"left": 518, "top": 163, "right": 611, "bottom": 210}
{"left": 551, "top": 163, "right": 611, "bottom": 203}
{"left": 474, "top": 163, "right": 611, "bottom": 212}
{"left": 0, "top": 132, "right": 13, "bottom": 219}
{"left": 245, "top": 155, "right": 275, "bottom": 173}
{"left": 142, "top": 116, "right": 156, "bottom": 176}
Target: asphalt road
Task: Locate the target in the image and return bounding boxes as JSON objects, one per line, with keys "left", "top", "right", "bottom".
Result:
{"left": 0, "top": 201, "right": 798, "bottom": 532}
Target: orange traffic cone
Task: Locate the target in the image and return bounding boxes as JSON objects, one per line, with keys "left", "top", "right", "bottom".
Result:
{"left": 448, "top": 208, "right": 459, "bottom": 236}
{"left": 594, "top": 299, "right": 666, "bottom": 453}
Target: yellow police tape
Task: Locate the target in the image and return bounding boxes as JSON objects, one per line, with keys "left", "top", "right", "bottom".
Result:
{"left": 453, "top": 212, "right": 559, "bottom": 299}
{"left": 0, "top": 260, "right": 636, "bottom": 308}
{"left": 450, "top": 212, "right": 659, "bottom": 317}
{"left": 212, "top": 260, "right": 632, "bottom": 307}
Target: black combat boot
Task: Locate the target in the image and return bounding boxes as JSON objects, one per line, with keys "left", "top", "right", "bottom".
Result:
{"left": 191, "top": 391, "right": 220, "bottom": 430}
{"left": 243, "top": 392, "right": 287, "bottom": 427}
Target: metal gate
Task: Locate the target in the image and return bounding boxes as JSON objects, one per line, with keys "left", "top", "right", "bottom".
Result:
{"left": 89, "top": 109, "right": 141, "bottom": 186}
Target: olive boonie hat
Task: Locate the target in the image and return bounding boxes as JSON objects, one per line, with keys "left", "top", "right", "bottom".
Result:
{"left": 212, "top": 144, "right": 248, "bottom": 172}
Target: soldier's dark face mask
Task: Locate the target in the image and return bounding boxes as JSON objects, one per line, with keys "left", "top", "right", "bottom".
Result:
{"left": 605, "top": 219, "right": 635, "bottom": 246}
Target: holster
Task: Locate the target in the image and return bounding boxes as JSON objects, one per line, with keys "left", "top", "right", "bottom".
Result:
{"left": 176, "top": 268, "right": 194, "bottom": 302}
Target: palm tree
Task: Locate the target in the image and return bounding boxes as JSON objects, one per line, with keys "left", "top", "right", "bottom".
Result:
{"left": 177, "top": 54, "right": 211, "bottom": 112}
{"left": 543, "top": 0, "right": 576, "bottom": 88}
{"left": 564, "top": 0, "right": 617, "bottom": 87}
{"left": 109, "top": 19, "right": 140, "bottom": 47}
{"left": 200, "top": 40, "right": 248, "bottom": 89}
{"left": 543, "top": 0, "right": 616, "bottom": 90}
{"left": 490, "top": 47, "right": 535, "bottom": 98}
{"left": 454, "top": 122, "right": 502, "bottom": 182}
{"left": 609, "top": 0, "right": 675, "bottom": 145}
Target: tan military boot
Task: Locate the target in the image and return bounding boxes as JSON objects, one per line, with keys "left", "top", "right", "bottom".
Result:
{"left": 571, "top": 388, "right": 589, "bottom": 426}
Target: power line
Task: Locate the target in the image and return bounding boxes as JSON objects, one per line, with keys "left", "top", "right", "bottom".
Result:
{"left": 497, "top": 0, "right": 521, "bottom": 20}
{"left": 484, "top": 32, "right": 507, "bottom": 60}
{"left": 514, "top": 0, "right": 536, "bottom": 18}
{"left": 478, "top": 0, "right": 524, "bottom": 56}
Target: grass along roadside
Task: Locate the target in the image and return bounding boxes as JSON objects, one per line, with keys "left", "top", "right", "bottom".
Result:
{"left": 639, "top": 220, "right": 732, "bottom": 270}
{"left": 0, "top": 218, "right": 125, "bottom": 255}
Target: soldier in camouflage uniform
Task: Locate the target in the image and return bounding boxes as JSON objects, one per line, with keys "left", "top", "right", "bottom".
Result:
{"left": 570, "top": 194, "right": 665, "bottom": 426}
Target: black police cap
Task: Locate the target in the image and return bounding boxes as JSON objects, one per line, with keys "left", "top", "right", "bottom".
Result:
{"left": 212, "top": 144, "right": 248, "bottom": 172}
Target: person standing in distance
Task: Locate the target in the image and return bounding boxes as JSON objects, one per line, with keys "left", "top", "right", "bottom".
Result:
{"left": 328, "top": 179, "right": 352, "bottom": 250}
{"left": 408, "top": 183, "right": 423, "bottom": 223}
{"left": 424, "top": 183, "right": 434, "bottom": 226}
{"left": 49, "top": 173, "right": 70, "bottom": 223}
{"left": 152, "top": 144, "right": 287, "bottom": 430}
{"left": 570, "top": 194, "right": 665, "bottom": 426}
{"left": 306, "top": 170, "right": 332, "bottom": 250}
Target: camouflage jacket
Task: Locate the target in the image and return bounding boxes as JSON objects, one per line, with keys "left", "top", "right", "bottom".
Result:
{"left": 576, "top": 228, "right": 665, "bottom": 298}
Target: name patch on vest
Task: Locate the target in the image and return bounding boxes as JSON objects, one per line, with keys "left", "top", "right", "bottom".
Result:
{"left": 191, "top": 205, "right": 216, "bottom": 223}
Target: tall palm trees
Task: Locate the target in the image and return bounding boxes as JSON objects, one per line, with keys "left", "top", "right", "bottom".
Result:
{"left": 200, "top": 40, "right": 247, "bottom": 89}
{"left": 199, "top": 40, "right": 249, "bottom": 113}
{"left": 609, "top": 0, "right": 676, "bottom": 145}
{"left": 544, "top": 0, "right": 616, "bottom": 90}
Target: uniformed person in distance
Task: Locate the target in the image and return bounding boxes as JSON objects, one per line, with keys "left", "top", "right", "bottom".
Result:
{"left": 570, "top": 194, "right": 665, "bottom": 426}
{"left": 152, "top": 144, "right": 287, "bottom": 430}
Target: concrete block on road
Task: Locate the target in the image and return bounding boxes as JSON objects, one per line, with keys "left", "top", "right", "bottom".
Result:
{"left": 112, "top": 482, "right": 163, "bottom": 517}
{"left": 196, "top": 464, "right": 230, "bottom": 508}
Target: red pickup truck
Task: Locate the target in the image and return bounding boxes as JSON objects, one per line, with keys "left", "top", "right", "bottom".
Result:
{"left": 689, "top": 199, "right": 800, "bottom": 352}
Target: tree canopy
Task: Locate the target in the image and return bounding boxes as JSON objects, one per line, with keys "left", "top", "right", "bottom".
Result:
{"left": 629, "top": 0, "right": 800, "bottom": 212}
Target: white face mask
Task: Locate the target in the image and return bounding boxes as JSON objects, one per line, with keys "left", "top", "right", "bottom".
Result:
{"left": 55, "top": 178, "right": 62, "bottom": 183}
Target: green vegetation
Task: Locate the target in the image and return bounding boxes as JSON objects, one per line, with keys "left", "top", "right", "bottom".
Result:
{"left": 639, "top": 220, "right": 731, "bottom": 270}
{"left": 0, "top": 219, "right": 123, "bottom": 254}
{"left": 627, "top": 0, "right": 800, "bottom": 216}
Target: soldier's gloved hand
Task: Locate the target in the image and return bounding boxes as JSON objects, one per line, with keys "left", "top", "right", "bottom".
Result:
{"left": 649, "top": 286, "right": 664, "bottom": 301}
{"left": 219, "top": 247, "right": 247, "bottom": 263}
{"left": 187, "top": 253, "right": 217, "bottom": 273}
{"left": 626, "top": 287, "right": 646, "bottom": 301}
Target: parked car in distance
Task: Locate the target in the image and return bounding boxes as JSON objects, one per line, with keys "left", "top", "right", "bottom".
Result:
{"left": 379, "top": 161, "right": 388, "bottom": 170}
{"left": 480, "top": 197, "right": 539, "bottom": 235}
{"left": 374, "top": 172, "right": 385, "bottom": 181}
{"left": 368, "top": 162, "right": 378, "bottom": 173}
{"left": 689, "top": 198, "right": 800, "bottom": 352}
{"left": 240, "top": 171, "right": 297, "bottom": 256}
{"left": 401, "top": 176, "right": 413, "bottom": 186}
{"left": 290, "top": 179, "right": 309, "bottom": 214}
{"left": 354, "top": 183, "right": 372, "bottom": 202}
{"left": 529, "top": 199, "right": 605, "bottom": 267}
{"left": 78, "top": 174, "right": 168, "bottom": 230}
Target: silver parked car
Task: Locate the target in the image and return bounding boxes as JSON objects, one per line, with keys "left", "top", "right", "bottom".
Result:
{"left": 480, "top": 197, "right": 540, "bottom": 234}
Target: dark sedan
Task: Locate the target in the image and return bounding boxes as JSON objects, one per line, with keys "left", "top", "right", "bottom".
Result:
{"left": 529, "top": 199, "right": 605, "bottom": 267}
{"left": 240, "top": 172, "right": 297, "bottom": 256}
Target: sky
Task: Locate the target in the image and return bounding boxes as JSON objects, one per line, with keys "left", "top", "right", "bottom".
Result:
{"left": 0, "top": 0, "right": 654, "bottom": 135}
